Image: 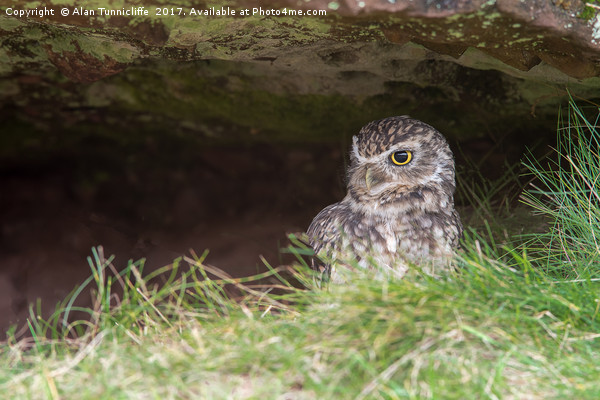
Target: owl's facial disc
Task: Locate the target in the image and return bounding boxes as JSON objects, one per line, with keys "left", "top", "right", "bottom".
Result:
{"left": 347, "top": 117, "right": 456, "bottom": 209}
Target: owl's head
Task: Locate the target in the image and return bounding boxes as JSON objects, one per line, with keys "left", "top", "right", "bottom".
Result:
{"left": 347, "top": 116, "right": 456, "bottom": 209}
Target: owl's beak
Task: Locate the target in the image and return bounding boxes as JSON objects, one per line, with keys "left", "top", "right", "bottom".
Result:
{"left": 365, "top": 167, "right": 377, "bottom": 191}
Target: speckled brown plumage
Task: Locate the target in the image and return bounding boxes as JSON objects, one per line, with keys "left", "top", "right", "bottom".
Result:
{"left": 307, "top": 116, "right": 462, "bottom": 282}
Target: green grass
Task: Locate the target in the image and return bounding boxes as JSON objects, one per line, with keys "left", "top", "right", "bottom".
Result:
{"left": 580, "top": 1, "right": 600, "bottom": 20}
{"left": 3, "top": 100, "right": 600, "bottom": 399}
{"left": 522, "top": 99, "right": 600, "bottom": 278}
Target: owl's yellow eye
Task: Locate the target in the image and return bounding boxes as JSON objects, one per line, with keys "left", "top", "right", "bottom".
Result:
{"left": 390, "top": 150, "right": 412, "bottom": 166}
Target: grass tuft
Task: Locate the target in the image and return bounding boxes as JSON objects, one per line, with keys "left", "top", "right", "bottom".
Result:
{"left": 522, "top": 98, "right": 600, "bottom": 279}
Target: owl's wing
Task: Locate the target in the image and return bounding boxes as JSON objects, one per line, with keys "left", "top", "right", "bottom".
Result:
{"left": 306, "top": 202, "right": 349, "bottom": 279}
{"left": 451, "top": 208, "right": 464, "bottom": 248}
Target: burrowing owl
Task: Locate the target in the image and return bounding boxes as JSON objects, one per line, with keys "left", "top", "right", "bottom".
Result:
{"left": 307, "top": 116, "right": 462, "bottom": 282}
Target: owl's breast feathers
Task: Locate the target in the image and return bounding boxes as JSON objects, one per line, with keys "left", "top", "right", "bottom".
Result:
{"left": 307, "top": 196, "right": 462, "bottom": 278}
